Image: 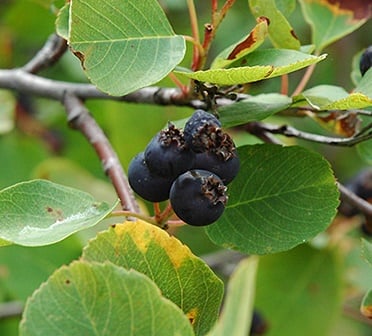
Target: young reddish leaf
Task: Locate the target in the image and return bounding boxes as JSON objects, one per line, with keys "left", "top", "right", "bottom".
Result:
{"left": 299, "top": 0, "right": 370, "bottom": 52}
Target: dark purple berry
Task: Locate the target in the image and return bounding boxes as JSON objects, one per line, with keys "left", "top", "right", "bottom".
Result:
{"left": 193, "top": 149, "right": 240, "bottom": 184}
{"left": 144, "top": 123, "right": 195, "bottom": 177}
{"left": 184, "top": 110, "right": 222, "bottom": 152}
{"left": 360, "top": 46, "right": 372, "bottom": 76}
{"left": 128, "top": 152, "right": 173, "bottom": 202}
{"left": 170, "top": 169, "right": 228, "bottom": 226}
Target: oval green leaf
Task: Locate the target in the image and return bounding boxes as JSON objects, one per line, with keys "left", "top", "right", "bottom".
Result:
{"left": 69, "top": 0, "right": 185, "bottom": 96}
{"left": 205, "top": 144, "right": 339, "bottom": 255}
{"left": 176, "top": 50, "right": 326, "bottom": 85}
{"left": 218, "top": 93, "right": 292, "bottom": 128}
{"left": 82, "top": 220, "right": 223, "bottom": 335}
{"left": 0, "top": 180, "right": 116, "bottom": 246}
{"left": 20, "top": 261, "right": 194, "bottom": 336}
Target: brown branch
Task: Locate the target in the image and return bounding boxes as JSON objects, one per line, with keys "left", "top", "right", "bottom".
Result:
{"left": 337, "top": 182, "right": 372, "bottom": 217}
{"left": 0, "top": 301, "right": 23, "bottom": 319}
{"left": 253, "top": 122, "right": 372, "bottom": 146}
{"left": 63, "top": 92, "right": 139, "bottom": 214}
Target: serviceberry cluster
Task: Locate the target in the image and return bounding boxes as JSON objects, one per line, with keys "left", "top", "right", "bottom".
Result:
{"left": 128, "top": 110, "right": 240, "bottom": 226}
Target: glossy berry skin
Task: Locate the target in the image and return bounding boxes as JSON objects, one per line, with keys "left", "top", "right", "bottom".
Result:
{"left": 170, "top": 169, "right": 227, "bottom": 226}
{"left": 360, "top": 46, "right": 372, "bottom": 76}
{"left": 193, "top": 149, "right": 240, "bottom": 184}
{"left": 184, "top": 110, "right": 222, "bottom": 152}
{"left": 145, "top": 123, "right": 195, "bottom": 177}
{"left": 128, "top": 152, "right": 174, "bottom": 202}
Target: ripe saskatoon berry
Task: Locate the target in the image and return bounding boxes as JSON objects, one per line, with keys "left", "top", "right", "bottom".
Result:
{"left": 184, "top": 109, "right": 222, "bottom": 152}
{"left": 170, "top": 169, "right": 228, "bottom": 226}
{"left": 193, "top": 149, "right": 240, "bottom": 184}
{"left": 144, "top": 123, "right": 195, "bottom": 177}
{"left": 128, "top": 152, "right": 174, "bottom": 202}
{"left": 360, "top": 46, "right": 372, "bottom": 76}
{"left": 192, "top": 128, "right": 240, "bottom": 184}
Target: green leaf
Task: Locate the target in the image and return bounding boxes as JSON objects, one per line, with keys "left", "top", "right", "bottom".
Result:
{"left": 211, "top": 17, "right": 269, "bottom": 69}
{"left": 0, "top": 180, "right": 116, "bottom": 246}
{"left": 298, "top": 0, "right": 369, "bottom": 52}
{"left": 176, "top": 49, "right": 326, "bottom": 85}
{"left": 207, "top": 257, "right": 259, "bottom": 336}
{"left": 20, "top": 261, "right": 194, "bottom": 336}
{"left": 361, "top": 238, "right": 372, "bottom": 267}
{"left": 295, "top": 84, "right": 372, "bottom": 110}
{"left": 360, "top": 290, "right": 372, "bottom": 319}
{"left": 69, "top": 0, "right": 185, "bottom": 96}
{"left": 0, "top": 236, "right": 82, "bottom": 301}
{"left": 0, "top": 90, "right": 15, "bottom": 134}
{"left": 255, "top": 244, "right": 343, "bottom": 335}
{"left": 357, "top": 140, "right": 372, "bottom": 165}
{"left": 354, "top": 67, "right": 372, "bottom": 98}
{"left": 218, "top": 93, "right": 292, "bottom": 128}
{"left": 55, "top": 3, "right": 69, "bottom": 40}
{"left": 206, "top": 144, "right": 339, "bottom": 255}
{"left": 82, "top": 220, "right": 223, "bottom": 336}
{"left": 248, "top": 0, "right": 301, "bottom": 50}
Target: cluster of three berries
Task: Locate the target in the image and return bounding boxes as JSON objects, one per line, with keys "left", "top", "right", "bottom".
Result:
{"left": 128, "top": 110, "right": 240, "bottom": 226}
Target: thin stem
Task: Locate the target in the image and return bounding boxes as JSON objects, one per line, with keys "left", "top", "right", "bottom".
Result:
{"left": 187, "top": 0, "right": 201, "bottom": 71}
{"left": 255, "top": 122, "right": 372, "bottom": 146}
{"left": 63, "top": 92, "right": 140, "bottom": 214}
{"left": 291, "top": 62, "right": 317, "bottom": 96}
{"left": 281, "top": 74, "right": 289, "bottom": 96}
{"left": 0, "top": 301, "right": 23, "bottom": 319}
{"left": 110, "top": 210, "right": 159, "bottom": 225}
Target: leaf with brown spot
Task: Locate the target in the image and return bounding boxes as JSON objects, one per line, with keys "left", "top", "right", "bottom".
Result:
{"left": 82, "top": 220, "right": 223, "bottom": 336}
{"left": 299, "top": 0, "right": 370, "bottom": 52}
{"left": 211, "top": 17, "right": 269, "bottom": 69}
{"left": 249, "top": 0, "right": 301, "bottom": 50}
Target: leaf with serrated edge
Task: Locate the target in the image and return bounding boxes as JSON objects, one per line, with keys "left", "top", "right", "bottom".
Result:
{"left": 69, "top": 0, "right": 185, "bottom": 96}
{"left": 82, "top": 220, "right": 223, "bottom": 335}
{"left": 207, "top": 257, "right": 259, "bottom": 336}
{"left": 0, "top": 180, "right": 116, "bottom": 246}
{"left": 20, "top": 261, "right": 194, "bottom": 336}
{"left": 206, "top": 144, "right": 339, "bottom": 255}
{"left": 176, "top": 50, "right": 326, "bottom": 85}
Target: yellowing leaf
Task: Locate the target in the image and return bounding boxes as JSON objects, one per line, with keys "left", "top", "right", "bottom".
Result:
{"left": 82, "top": 220, "right": 223, "bottom": 335}
{"left": 176, "top": 50, "right": 326, "bottom": 85}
